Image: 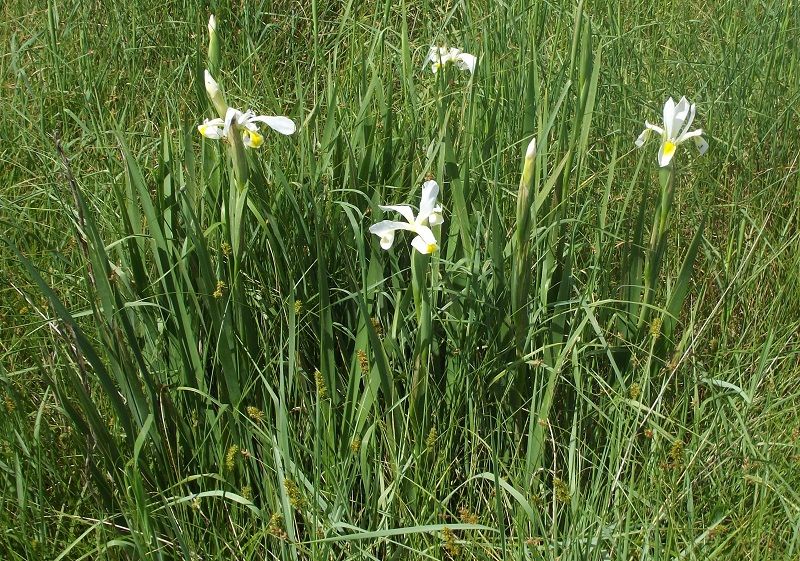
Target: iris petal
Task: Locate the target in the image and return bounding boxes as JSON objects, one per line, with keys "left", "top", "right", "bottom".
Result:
{"left": 677, "top": 102, "right": 696, "bottom": 141}
{"left": 198, "top": 118, "right": 225, "bottom": 139}
{"left": 670, "top": 97, "right": 691, "bottom": 137}
{"left": 414, "top": 225, "right": 437, "bottom": 245}
{"left": 248, "top": 115, "right": 296, "bottom": 135}
{"left": 429, "top": 205, "right": 444, "bottom": 226}
{"left": 658, "top": 140, "right": 677, "bottom": 167}
{"left": 635, "top": 128, "right": 651, "bottom": 148}
{"left": 411, "top": 235, "right": 437, "bottom": 254}
{"left": 693, "top": 136, "right": 709, "bottom": 155}
{"left": 417, "top": 180, "right": 440, "bottom": 222}
{"left": 379, "top": 205, "right": 416, "bottom": 224}
{"left": 662, "top": 98, "right": 676, "bottom": 138}
{"left": 454, "top": 53, "right": 477, "bottom": 74}
{"left": 676, "top": 127, "right": 703, "bottom": 144}
{"left": 223, "top": 107, "right": 240, "bottom": 137}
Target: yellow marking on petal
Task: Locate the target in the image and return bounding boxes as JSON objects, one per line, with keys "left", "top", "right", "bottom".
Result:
{"left": 426, "top": 242, "right": 438, "bottom": 254}
{"left": 431, "top": 62, "right": 441, "bottom": 73}
{"left": 198, "top": 124, "right": 208, "bottom": 135}
{"left": 662, "top": 140, "right": 676, "bottom": 158}
{"left": 244, "top": 130, "right": 264, "bottom": 148}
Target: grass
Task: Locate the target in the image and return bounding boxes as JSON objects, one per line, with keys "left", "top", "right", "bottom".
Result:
{"left": 1, "top": 0, "right": 799, "bottom": 559}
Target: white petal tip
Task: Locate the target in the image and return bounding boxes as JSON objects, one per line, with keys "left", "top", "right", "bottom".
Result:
{"left": 252, "top": 115, "right": 296, "bottom": 135}
{"left": 525, "top": 138, "right": 536, "bottom": 159}
{"left": 204, "top": 70, "right": 220, "bottom": 94}
{"left": 694, "top": 136, "right": 709, "bottom": 156}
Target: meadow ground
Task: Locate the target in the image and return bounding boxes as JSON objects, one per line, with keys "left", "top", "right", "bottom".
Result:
{"left": 1, "top": 0, "right": 799, "bottom": 559}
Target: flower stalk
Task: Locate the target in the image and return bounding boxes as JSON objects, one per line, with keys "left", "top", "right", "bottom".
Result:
{"left": 370, "top": 181, "right": 444, "bottom": 432}
{"left": 638, "top": 164, "right": 675, "bottom": 331}
{"left": 409, "top": 247, "right": 433, "bottom": 429}
{"left": 633, "top": 96, "right": 707, "bottom": 333}
{"left": 511, "top": 138, "right": 537, "bottom": 358}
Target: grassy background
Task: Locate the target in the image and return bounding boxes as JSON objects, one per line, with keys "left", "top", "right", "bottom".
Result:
{"left": 1, "top": 0, "right": 799, "bottom": 559}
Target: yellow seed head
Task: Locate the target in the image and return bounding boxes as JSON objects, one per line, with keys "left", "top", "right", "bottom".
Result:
{"left": 225, "top": 444, "right": 238, "bottom": 471}
{"left": 314, "top": 369, "right": 327, "bottom": 398}
{"left": 370, "top": 317, "right": 383, "bottom": 337}
{"left": 553, "top": 476, "right": 571, "bottom": 504}
{"left": 668, "top": 438, "right": 684, "bottom": 468}
{"left": 442, "top": 527, "right": 460, "bottom": 557}
{"left": 269, "top": 513, "right": 288, "bottom": 540}
{"left": 3, "top": 394, "right": 15, "bottom": 414}
{"left": 284, "top": 479, "right": 305, "bottom": 510}
{"left": 649, "top": 318, "right": 662, "bottom": 338}
{"left": 247, "top": 406, "right": 265, "bottom": 423}
{"left": 357, "top": 349, "right": 369, "bottom": 373}
{"left": 458, "top": 506, "right": 478, "bottom": 525}
{"left": 426, "top": 426, "right": 438, "bottom": 449}
{"left": 213, "top": 280, "right": 225, "bottom": 298}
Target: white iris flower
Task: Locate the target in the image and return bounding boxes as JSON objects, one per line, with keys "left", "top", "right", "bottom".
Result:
{"left": 370, "top": 180, "right": 444, "bottom": 255}
{"left": 198, "top": 70, "right": 296, "bottom": 148}
{"left": 635, "top": 96, "right": 708, "bottom": 167}
{"left": 426, "top": 46, "right": 477, "bottom": 75}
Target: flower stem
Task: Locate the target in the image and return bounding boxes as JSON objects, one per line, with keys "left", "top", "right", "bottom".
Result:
{"left": 409, "top": 250, "right": 432, "bottom": 432}
{"left": 638, "top": 163, "right": 676, "bottom": 331}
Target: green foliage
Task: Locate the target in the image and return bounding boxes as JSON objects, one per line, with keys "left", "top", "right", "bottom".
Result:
{"left": 2, "top": 0, "right": 800, "bottom": 559}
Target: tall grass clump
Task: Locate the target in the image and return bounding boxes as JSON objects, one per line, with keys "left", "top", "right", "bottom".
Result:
{"left": 2, "top": 0, "right": 799, "bottom": 559}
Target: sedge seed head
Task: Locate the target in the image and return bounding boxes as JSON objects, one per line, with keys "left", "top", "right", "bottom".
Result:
{"left": 284, "top": 478, "right": 305, "bottom": 510}
{"left": 247, "top": 406, "right": 265, "bottom": 423}
{"left": 314, "top": 369, "right": 327, "bottom": 398}
{"left": 213, "top": 280, "right": 225, "bottom": 298}
{"left": 225, "top": 444, "right": 238, "bottom": 471}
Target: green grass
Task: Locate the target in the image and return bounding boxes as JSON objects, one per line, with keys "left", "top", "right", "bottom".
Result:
{"left": 1, "top": 0, "right": 799, "bottom": 559}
